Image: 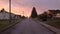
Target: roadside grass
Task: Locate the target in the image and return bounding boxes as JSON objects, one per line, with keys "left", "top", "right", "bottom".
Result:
{"left": 0, "top": 19, "right": 21, "bottom": 30}
{"left": 46, "top": 18, "right": 60, "bottom": 29}
{"left": 37, "top": 18, "right": 60, "bottom": 29}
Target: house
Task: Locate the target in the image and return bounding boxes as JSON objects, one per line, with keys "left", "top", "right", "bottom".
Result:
{"left": 48, "top": 10, "right": 60, "bottom": 18}
{"left": 56, "top": 13, "right": 60, "bottom": 18}
{"left": 0, "top": 8, "right": 21, "bottom": 20}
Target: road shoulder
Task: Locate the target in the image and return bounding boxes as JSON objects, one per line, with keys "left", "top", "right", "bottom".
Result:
{"left": 33, "top": 19, "right": 60, "bottom": 34}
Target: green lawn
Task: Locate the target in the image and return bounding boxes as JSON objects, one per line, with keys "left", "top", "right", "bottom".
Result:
{"left": 0, "top": 19, "right": 21, "bottom": 30}
{"left": 37, "top": 18, "right": 60, "bottom": 29}
{"left": 46, "top": 18, "right": 60, "bottom": 29}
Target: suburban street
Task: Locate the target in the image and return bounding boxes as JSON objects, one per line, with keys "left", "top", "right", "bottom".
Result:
{"left": 0, "top": 19, "right": 54, "bottom": 34}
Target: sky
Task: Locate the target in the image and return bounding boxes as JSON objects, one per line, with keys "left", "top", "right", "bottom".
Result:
{"left": 0, "top": 0, "right": 60, "bottom": 17}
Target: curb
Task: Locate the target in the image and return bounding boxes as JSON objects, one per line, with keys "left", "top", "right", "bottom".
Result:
{"left": 39, "top": 22, "right": 60, "bottom": 34}
{"left": 33, "top": 19, "right": 60, "bottom": 34}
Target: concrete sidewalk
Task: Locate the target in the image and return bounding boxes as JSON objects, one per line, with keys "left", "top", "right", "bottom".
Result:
{"left": 34, "top": 19, "right": 60, "bottom": 34}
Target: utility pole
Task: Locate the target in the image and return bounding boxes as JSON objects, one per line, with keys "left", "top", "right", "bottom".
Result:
{"left": 9, "top": 0, "right": 11, "bottom": 22}
{"left": 23, "top": 11, "right": 24, "bottom": 16}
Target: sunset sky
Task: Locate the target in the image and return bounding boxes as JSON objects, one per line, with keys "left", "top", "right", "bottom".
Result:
{"left": 0, "top": 0, "right": 60, "bottom": 17}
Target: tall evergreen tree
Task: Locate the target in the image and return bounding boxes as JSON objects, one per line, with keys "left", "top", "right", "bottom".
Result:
{"left": 30, "top": 7, "right": 38, "bottom": 18}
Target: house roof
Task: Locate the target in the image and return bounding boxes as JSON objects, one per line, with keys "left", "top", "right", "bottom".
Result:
{"left": 48, "top": 10, "right": 60, "bottom": 14}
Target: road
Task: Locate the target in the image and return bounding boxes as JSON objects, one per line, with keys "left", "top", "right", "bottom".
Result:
{"left": 0, "top": 19, "right": 54, "bottom": 34}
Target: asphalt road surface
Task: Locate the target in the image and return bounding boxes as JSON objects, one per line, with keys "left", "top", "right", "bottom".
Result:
{"left": 0, "top": 19, "right": 54, "bottom": 34}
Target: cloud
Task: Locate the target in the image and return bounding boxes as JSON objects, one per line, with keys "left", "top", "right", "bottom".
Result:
{"left": 0, "top": 0, "right": 60, "bottom": 16}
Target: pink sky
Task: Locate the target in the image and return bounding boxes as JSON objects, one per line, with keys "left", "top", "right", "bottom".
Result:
{"left": 0, "top": 0, "right": 60, "bottom": 17}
